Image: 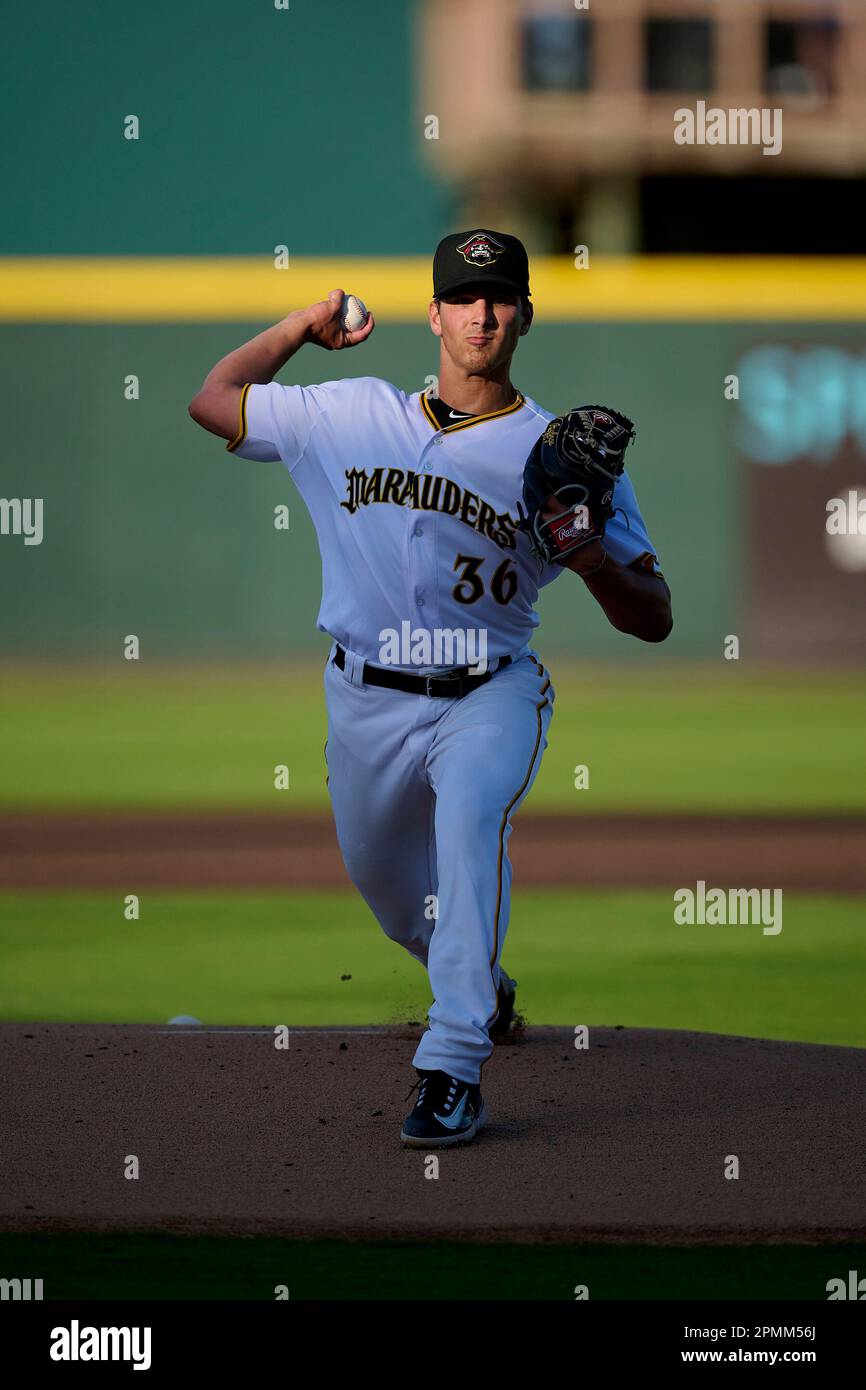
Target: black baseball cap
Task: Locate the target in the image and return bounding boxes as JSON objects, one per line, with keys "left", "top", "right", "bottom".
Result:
{"left": 433, "top": 229, "right": 531, "bottom": 300}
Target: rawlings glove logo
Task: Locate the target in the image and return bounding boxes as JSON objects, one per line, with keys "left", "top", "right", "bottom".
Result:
{"left": 551, "top": 505, "right": 591, "bottom": 542}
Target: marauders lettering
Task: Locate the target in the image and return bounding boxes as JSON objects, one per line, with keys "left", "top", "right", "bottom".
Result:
{"left": 341, "top": 467, "right": 520, "bottom": 551}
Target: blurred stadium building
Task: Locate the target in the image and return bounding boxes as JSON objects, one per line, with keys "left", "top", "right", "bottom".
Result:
{"left": 420, "top": 0, "right": 866, "bottom": 253}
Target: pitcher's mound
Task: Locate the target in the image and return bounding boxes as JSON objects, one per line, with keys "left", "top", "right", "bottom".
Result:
{"left": 1, "top": 1024, "right": 864, "bottom": 1244}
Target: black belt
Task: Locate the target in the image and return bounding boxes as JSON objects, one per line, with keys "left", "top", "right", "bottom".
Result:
{"left": 333, "top": 644, "right": 511, "bottom": 699}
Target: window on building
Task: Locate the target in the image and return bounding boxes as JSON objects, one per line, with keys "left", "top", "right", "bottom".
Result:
{"left": 522, "top": 17, "right": 593, "bottom": 92}
{"left": 645, "top": 19, "right": 713, "bottom": 92}
{"left": 766, "top": 20, "right": 838, "bottom": 99}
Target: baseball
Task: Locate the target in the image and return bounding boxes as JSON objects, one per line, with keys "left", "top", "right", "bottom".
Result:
{"left": 340, "top": 292, "right": 368, "bottom": 333}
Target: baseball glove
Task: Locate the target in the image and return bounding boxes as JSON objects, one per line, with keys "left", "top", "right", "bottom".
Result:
{"left": 519, "top": 405, "right": 636, "bottom": 565}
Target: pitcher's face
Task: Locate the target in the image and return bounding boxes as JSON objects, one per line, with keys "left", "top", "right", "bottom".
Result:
{"left": 430, "top": 283, "right": 532, "bottom": 375}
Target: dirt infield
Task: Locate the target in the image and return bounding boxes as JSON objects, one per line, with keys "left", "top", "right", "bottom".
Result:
{"left": 2, "top": 1023, "right": 864, "bottom": 1244}
{"left": 1, "top": 811, "right": 865, "bottom": 890}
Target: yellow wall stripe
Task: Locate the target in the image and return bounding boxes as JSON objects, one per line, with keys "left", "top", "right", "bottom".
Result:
{"left": 1, "top": 256, "right": 866, "bottom": 321}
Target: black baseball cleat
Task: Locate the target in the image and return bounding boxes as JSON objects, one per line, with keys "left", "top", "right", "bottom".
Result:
{"left": 400, "top": 1069, "right": 486, "bottom": 1147}
{"left": 489, "top": 975, "right": 518, "bottom": 1042}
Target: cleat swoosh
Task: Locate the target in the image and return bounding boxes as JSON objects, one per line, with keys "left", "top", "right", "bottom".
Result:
{"left": 433, "top": 1093, "right": 471, "bottom": 1131}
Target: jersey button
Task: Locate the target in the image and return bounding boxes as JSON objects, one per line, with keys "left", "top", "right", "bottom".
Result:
{"left": 434, "top": 435, "right": 444, "bottom": 446}
{"left": 413, "top": 526, "right": 423, "bottom": 538}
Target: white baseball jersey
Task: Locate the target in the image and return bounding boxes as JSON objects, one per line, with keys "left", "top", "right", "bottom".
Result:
{"left": 223, "top": 370, "right": 663, "bottom": 1085}
{"left": 228, "top": 376, "right": 660, "bottom": 668}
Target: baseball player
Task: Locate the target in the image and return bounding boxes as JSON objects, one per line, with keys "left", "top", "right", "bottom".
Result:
{"left": 189, "top": 230, "right": 672, "bottom": 1147}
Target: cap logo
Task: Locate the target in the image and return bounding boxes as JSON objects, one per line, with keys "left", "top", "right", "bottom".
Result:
{"left": 456, "top": 232, "right": 505, "bottom": 268}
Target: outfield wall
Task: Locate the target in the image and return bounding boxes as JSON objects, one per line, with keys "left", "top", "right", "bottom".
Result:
{"left": 0, "top": 258, "right": 861, "bottom": 664}
{"left": 3, "top": 305, "right": 866, "bottom": 660}
{"left": 1, "top": 318, "right": 719, "bottom": 659}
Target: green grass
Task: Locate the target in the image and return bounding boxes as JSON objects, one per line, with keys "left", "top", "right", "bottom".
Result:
{"left": 1, "top": 662, "right": 865, "bottom": 813}
{"left": 2, "top": 889, "right": 864, "bottom": 1046}
{"left": 0, "top": 1231, "right": 857, "bottom": 1300}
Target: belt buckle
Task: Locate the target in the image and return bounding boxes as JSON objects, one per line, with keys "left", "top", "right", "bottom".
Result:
{"left": 424, "top": 672, "right": 464, "bottom": 699}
